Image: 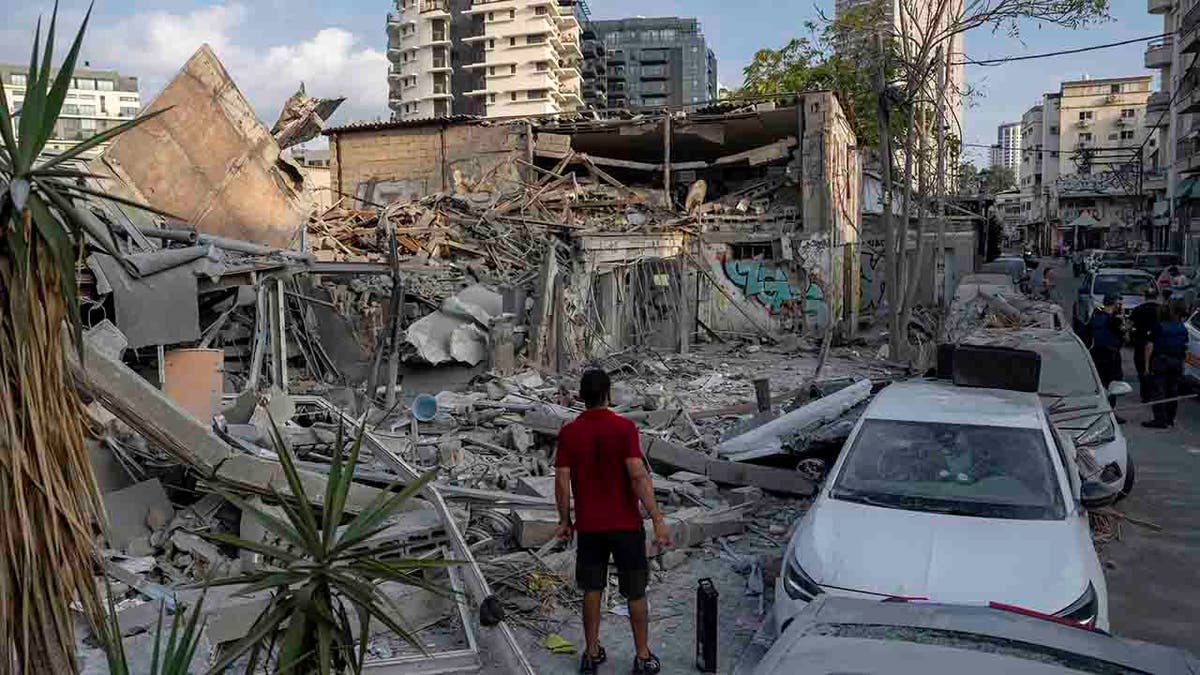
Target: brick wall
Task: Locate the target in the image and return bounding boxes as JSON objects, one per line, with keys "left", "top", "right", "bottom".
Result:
{"left": 329, "top": 122, "right": 525, "bottom": 204}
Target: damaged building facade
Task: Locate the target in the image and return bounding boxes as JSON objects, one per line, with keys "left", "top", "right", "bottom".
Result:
{"left": 325, "top": 92, "right": 861, "bottom": 371}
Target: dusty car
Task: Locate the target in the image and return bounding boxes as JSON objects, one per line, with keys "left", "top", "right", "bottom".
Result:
{"left": 1075, "top": 268, "right": 1155, "bottom": 326}
{"left": 1186, "top": 311, "right": 1200, "bottom": 390}
{"left": 979, "top": 258, "right": 1029, "bottom": 286}
{"left": 1084, "top": 250, "right": 1135, "bottom": 275}
{"left": 774, "top": 377, "right": 1109, "bottom": 634}
{"left": 961, "top": 328, "right": 1134, "bottom": 505}
{"left": 1134, "top": 251, "right": 1183, "bottom": 278}
{"left": 750, "top": 596, "right": 1199, "bottom": 675}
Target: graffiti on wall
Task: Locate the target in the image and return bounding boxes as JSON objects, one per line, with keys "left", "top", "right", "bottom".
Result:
{"left": 722, "top": 259, "right": 828, "bottom": 325}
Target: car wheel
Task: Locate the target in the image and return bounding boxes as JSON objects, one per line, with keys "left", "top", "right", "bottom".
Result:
{"left": 1117, "top": 458, "right": 1135, "bottom": 501}
{"left": 796, "top": 458, "right": 827, "bottom": 483}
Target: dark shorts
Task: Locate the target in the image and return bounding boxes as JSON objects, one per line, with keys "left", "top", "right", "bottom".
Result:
{"left": 576, "top": 529, "right": 648, "bottom": 600}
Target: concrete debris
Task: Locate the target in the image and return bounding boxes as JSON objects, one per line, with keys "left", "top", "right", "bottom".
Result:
{"left": 102, "top": 479, "right": 175, "bottom": 553}
{"left": 716, "top": 378, "right": 873, "bottom": 460}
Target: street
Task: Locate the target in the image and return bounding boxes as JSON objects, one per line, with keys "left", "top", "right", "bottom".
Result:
{"left": 1047, "top": 259, "right": 1200, "bottom": 650}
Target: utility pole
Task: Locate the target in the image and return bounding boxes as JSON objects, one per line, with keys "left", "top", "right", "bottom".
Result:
{"left": 875, "top": 33, "right": 900, "bottom": 360}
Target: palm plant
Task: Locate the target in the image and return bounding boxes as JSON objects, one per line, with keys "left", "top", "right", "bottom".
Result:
{"left": 98, "top": 589, "right": 208, "bottom": 675}
{"left": 197, "top": 419, "right": 456, "bottom": 674}
{"left": 0, "top": 4, "right": 171, "bottom": 671}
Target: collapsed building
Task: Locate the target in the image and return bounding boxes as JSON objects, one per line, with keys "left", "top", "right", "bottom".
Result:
{"left": 66, "top": 42, "right": 883, "bottom": 673}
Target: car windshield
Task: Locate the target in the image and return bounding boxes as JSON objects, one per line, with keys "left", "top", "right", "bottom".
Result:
{"left": 832, "top": 419, "right": 1065, "bottom": 520}
{"left": 1138, "top": 254, "right": 1180, "bottom": 268}
{"left": 1099, "top": 252, "right": 1131, "bottom": 262}
{"left": 1093, "top": 273, "right": 1152, "bottom": 296}
{"left": 1031, "top": 340, "right": 1100, "bottom": 398}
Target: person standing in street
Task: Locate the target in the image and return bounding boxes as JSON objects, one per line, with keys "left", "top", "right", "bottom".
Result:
{"left": 1088, "top": 293, "right": 1125, "bottom": 388}
{"left": 1143, "top": 300, "right": 1189, "bottom": 429}
{"left": 554, "top": 369, "right": 672, "bottom": 674}
{"left": 1129, "top": 286, "right": 1162, "bottom": 403}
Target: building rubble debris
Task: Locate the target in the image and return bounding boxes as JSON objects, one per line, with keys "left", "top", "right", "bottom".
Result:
{"left": 52, "top": 43, "right": 939, "bottom": 673}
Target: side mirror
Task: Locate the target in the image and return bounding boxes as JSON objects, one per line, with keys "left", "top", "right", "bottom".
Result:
{"left": 1108, "top": 381, "right": 1133, "bottom": 397}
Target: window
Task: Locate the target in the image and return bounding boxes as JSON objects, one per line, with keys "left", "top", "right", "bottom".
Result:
{"left": 510, "top": 64, "right": 517, "bottom": 74}
{"left": 10, "top": 73, "right": 26, "bottom": 86}
{"left": 99, "top": 97, "right": 107, "bottom": 113}
{"left": 510, "top": 37, "right": 517, "bottom": 46}
{"left": 97, "top": 79, "right": 114, "bottom": 91}
{"left": 488, "top": 39, "right": 495, "bottom": 49}
{"left": 1121, "top": 130, "right": 1135, "bottom": 140}
{"left": 535, "top": 5, "right": 547, "bottom": 14}
{"left": 1110, "top": 84, "right": 1121, "bottom": 94}
{"left": 80, "top": 118, "right": 96, "bottom": 130}
{"left": 489, "top": 93, "right": 496, "bottom": 103}
{"left": 529, "top": 89, "right": 548, "bottom": 99}
{"left": 527, "top": 34, "right": 546, "bottom": 44}
{"left": 509, "top": 9, "right": 515, "bottom": 18}
{"left": 1122, "top": 108, "right": 1136, "bottom": 118}
{"left": 119, "top": 106, "right": 138, "bottom": 117}
{"left": 1049, "top": 125, "right": 1059, "bottom": 135}
{"left": 536, "top": 61, "right": 549, "bottom": 71}
{"left": 1078, "top": 111, "right": 1093, "bottom": 121}
{"left": 77, "top": 93, "right": 95, "bottom": 100}
{"left": 120, "top": 95, "right": 137, "bottom": 102}
{"left": 487, "top": 12, "right": 494, "bottom": 20}
{"left": 1108, "top": 133, "right": 1118, "bottom": 140}
{"left": 1080, "top": 132, "right": 1093, "bottom": 142}
{"left": 62, "top": 104, "right": 79, "bottom": 115}
{"left": 74, "top": 78, "right": 95, "bottom": 90}
{"left": 510, "top": 92, "right": 518, "bottom": 101}
{"left": 489, "top": 66, "right": 496, "bottom": 75}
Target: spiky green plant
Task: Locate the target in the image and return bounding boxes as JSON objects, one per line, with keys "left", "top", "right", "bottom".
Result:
{"left": 197, "top": 419, "right": 457, "bottom": 674}
{"left": 98, "top": 589, "right": 208, "bottom": 675}
{"left": 0, "top": 3, "right": 171, "bottom": 671}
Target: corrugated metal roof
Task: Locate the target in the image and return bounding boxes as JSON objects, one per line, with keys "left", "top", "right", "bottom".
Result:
{"left": 323, "top": 115, "right": 484, "bottom": 135}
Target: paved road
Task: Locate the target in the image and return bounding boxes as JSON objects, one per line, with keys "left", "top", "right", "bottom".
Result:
{"left": 1047, "top": 259, "right": 1200, "bottom": 650}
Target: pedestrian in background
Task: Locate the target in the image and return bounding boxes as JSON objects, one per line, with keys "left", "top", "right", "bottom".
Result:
{"left": 1088, "top": 293, "right": 1125, "bottom": 389}
{"left": 1129, "top": 286, "right": 1162, "bottom": 403}
{"left": 554, "top": 369, "right": 672, "bottom": 674}
{"left": 1143, "top": 299, "right": 1189, "bottom": 429}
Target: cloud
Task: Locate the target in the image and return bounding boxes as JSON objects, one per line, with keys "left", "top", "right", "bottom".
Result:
{"left": 86, "top": 3, "right": 387, "bottom": 127}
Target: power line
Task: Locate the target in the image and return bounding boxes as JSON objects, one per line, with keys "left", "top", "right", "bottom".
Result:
{"left": 953, "top": 33, "right": 1171, "bottom": 67}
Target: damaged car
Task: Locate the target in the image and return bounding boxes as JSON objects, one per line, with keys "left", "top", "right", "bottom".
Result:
{"left": 774, "top": 358, "right": 1108, "bottom": 634}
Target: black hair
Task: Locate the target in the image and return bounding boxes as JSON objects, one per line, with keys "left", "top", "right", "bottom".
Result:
{"left": 1169, "top": 266, "right": 1180, "bottom": 276}
{"left": 580, "top": 369, "right": 611, "bottom": 409}
{"left": 1169, "top": 299, "right": 1189, "bottom": 322}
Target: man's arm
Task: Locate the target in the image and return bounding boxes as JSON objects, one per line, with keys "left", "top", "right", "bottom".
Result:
{"left": 625, "top": 457, "right": 672, "bottom": 550}
{"left": 554, "top": 466, "right": 573, "bottom": 540}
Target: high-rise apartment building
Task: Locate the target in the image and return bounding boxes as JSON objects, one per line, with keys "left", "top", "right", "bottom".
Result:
{"left": 991, "top": 121, "right": 1022, "bottom": 176}
{"left": 1017, "top": 76, "right": 1152, "bottom": 251}
{"left": 590, "top": 17, "right": 717, "bottom": 109}
{"left": 0, "top": 64, "right": 140, "bottom": 157}
{"left": 386, "top": 0, "right": 586, "bottom": 120}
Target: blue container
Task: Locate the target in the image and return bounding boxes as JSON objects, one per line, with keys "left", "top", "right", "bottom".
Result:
{"left": 411, "top": 394, "right": 439, "bottom": 422}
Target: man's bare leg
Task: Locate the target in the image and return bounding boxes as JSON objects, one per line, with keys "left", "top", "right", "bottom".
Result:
{"left": 627, "top": 596, "right": 650, "bottom": 659}
{"left": 583, "top": 590, "right": 603, "bottom": 657}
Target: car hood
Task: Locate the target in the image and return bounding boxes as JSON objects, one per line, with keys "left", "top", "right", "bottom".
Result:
{"left": 795, "top": 498, "right": 1095, "bottom": 614}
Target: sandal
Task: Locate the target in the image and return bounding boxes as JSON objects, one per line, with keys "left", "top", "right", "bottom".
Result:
{"left": 632, "top": 651, "right": 661, "bottom": 674}
{"left": 580, "top": 645, "right": 607, "bottom": 673}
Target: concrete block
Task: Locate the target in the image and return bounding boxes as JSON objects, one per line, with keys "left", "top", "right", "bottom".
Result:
{"left": 642, "top": 436, "right": 709, "bottom": 475}
{"left": 515, "top": 476, "right": 556, "bottom": 500}
{"left": 513, "top": 510, "right": 560, "bottom": 549}
{"left": 214, "top": 454, "right": 386, "bottom": 514}
{"left": 103, "top": 479, "right": 175, "bottom": 552}
{"left": 728, "top": 486, "right": 764, "bottom": 506}
{"left": 705, "top": 460, "right": 814, "bottom": 496}
{"left": 668, "top": 471, "right": 708, "bottom": 484}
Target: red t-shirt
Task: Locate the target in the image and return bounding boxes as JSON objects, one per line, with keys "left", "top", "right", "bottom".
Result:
{"left": 554, "top": 407, "right": 644, "bottom": 533}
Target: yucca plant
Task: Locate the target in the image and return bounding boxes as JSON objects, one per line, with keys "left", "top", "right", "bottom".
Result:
{"left": 0, "top": 3, "right": 172, "bottom": 672}
{"left": 196, "top": 418, "right": 457, "bottom": 674}
{"left": 97, "top": 588, "right": 208, "bottom": 675}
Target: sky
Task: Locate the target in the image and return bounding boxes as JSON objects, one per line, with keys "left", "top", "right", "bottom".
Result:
{"left": 0, "top": 0, "right": 1162, "bottom": 160}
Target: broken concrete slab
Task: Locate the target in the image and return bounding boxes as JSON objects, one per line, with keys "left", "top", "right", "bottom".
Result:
{"left": 513, "top": 510, "right": 560, "bottom": 549}
{"left": 70, "top": 328, "right": 234, "bottom": 474}
{"left": 102, "top": 479, "right": 175, "bottom": 552}
{"left": 84, "top": 319, "right": 129, "bottom": 362}
{"left": 515, "top": 476, "right": 556, "bottom": 500}
{"left": 213, "top": 453, "right": 387, "bottom": 514}
{"left": 727, "top": 486, "right": 765, "bottom": 506}
{"left": 643, "top": 437, "right": 813, "bottom": 497}
{"left": 717, "top": 378, "right": 871, "bottom": 459}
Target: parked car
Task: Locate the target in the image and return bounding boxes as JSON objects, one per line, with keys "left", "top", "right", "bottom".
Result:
{"left": 952, "top": 273, "right": 1015, "bottom": 303}
{"left": 1134, "top": 251, "right": 1183, "bottom": 278}
{"left": 961, "top": 328, "right": 1134, "bottom": 504}
{"left": 750, "top": 597, "right": 1199, "bottom": 675}
{"left": 773, "top": 377, "right": 1109, "bottom": 633}
{"left": 979, "top": 258, "right": 1029, "bottom": 286}
{"left": 1186, "top": 311, "right": 1200, "bottom": 390}
{"left": 1075, "top": 268, "right": 1155, "bottom": 326}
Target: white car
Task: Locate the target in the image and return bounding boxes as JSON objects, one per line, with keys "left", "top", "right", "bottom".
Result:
{"left": 1186, "top": 311, "right": 1200, "bottom": 389}
{"left": 774, "top": 379, "right": 1108, "bottom": 634}
{"left": 961, "top": 328, "right": 1134, "bottom": 505}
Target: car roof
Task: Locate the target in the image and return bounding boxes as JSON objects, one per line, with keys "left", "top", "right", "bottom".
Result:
{"left": 865, "top": 379, "right": 1044, "bottom": 429}
{"left": 764, "top": 597, "right": 1200, "bottom": 675}
{"left": 1093, "top": 268, "right": 1152, "bottom": 276}
{"left": 961, "top": 327, "right": 1080, "bottom": 348}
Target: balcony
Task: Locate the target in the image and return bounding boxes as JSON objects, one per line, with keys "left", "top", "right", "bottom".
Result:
{"left": 1145, "top": 39, "right": 1173, "bottom": 69}
{"left": 1150, "top": 0, "right": 1174, "bottom": 12}
{"left": 1148, "top": 89, "right": 1172, "bottom": 114}
{"left": 1074, "top": 118, "right": 1093, "bottom": 129}
{"left": 421, "top": 0, "right": 449, "bottom": 14}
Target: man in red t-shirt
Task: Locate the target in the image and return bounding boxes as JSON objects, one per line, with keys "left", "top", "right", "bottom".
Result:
{"left": 554, "top": 369, "right": 672, "bottom": 674}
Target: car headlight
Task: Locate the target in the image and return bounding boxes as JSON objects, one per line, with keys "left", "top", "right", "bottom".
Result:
{"left": 782, "top": 556, "right": 823, "bottom": 601}
{"left": 1075, "top": 414, "right": 1116, "bottom": 448}
{"left": 1054, "top": 582, "right": 1098, "bottom": 629}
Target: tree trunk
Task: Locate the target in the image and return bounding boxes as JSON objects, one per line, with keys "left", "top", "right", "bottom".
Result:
{"left": 876, "top": 35, "right": 900, "bottom": 362}
{"left": 901, "top": 107, "right": 931, "bottom": 343}
{"left": 935, "top": 46, "right": 950, "bottom": 312}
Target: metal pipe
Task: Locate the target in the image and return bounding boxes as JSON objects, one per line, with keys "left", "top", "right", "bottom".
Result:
{"left": 137, "top": 226, "right": 314, "bottom": 262}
